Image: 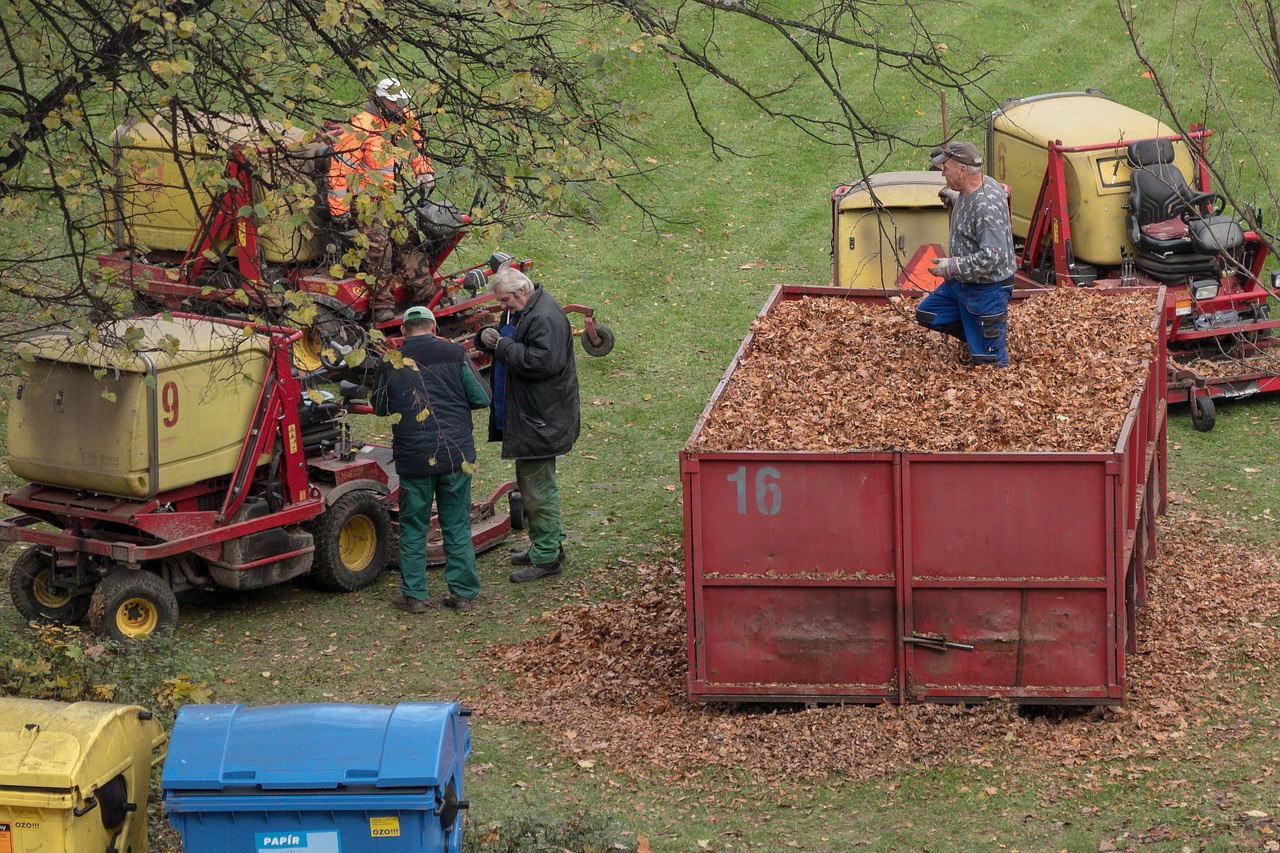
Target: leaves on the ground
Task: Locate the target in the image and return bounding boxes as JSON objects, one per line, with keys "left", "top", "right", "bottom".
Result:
{"left": 480, "top": 506, "right": 1280, "bottom": 782}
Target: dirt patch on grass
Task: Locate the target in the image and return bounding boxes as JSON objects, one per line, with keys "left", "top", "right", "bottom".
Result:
{"left": 479, "top": 504, "right": 1280, "bottom": 780}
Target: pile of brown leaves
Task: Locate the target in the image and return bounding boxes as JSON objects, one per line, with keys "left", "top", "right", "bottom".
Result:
{"left": 1177, "top": 347, "right": 1280, "bottom": 379}
{"left": 690, "top": 288, "right": 1160, "bottom": 453}
{"left": 479, "top": 505, "right": 1280, "bottom": 780}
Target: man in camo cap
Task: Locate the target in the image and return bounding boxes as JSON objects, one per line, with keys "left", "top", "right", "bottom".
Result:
{"left": 917, "top": 140, "right": 1016, "bottom": 367}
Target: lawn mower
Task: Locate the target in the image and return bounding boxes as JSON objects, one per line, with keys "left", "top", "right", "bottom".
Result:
{"left": 831, "top": 90, "right": 1280, "bottom": 431}
{"left": 96, "top": 113, "right": 614, "bottom": 374}
{"left": 1, "top": 314, "right": 522, "bottom": 641}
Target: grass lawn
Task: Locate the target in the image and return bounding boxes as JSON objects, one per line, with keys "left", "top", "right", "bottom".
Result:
{"left": 3, "top": 1, "right": 1280, "bottom": 851}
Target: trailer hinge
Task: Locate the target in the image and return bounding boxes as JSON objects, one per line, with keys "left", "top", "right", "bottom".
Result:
{"left": 904, "top": 632, "right": 974, "bottom": 652}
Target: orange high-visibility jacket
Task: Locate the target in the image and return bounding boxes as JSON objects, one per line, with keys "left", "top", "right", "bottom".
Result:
{"left": 328, "top": 104, "right": 434, "bottom": 217}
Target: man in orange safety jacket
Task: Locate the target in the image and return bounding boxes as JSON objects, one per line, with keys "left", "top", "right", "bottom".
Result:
{"left": 328, "top": 77, "right": 437, "bottom": 323}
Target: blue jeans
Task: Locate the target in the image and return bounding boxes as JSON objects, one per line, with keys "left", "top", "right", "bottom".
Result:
{"left": 916, "top": 279, "right": 1014, "bottom": 367}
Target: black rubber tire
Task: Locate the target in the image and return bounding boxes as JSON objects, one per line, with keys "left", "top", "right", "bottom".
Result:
{"left": 1190, "top": 394, "right": 1217, "bottom": 432}
{"left": 581, "top": 323, "right": 615, "bottom": 357}
{"left": 509, "top": 491, "right": 526, "bottom": 531}
{"left": 305, "top": 491, "right": 391, "bottom": 591}
{"left": 9, "top": 546, "right": 92, "bottom": 624}
{"left": 1248, "top": 303, "right": 1272, "bottom": 342}
{"left": 89, "top": 570, "right": 179, "bottom": 641}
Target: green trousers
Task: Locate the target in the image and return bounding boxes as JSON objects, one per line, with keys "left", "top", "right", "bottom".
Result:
{"left": 516, "top": 457, "right": 565, "bottom": 564}
{"left": 397, "top": 470, "right": 480, "bottom": 600}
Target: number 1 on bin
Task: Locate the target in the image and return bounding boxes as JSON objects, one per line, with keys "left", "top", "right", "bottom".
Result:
{"left": 727, "top": 466, "right": 781, "bottom": 516}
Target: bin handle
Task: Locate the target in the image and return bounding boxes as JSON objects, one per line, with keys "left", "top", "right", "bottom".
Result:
{"left": 73, "top": 796, "right": 98, "bottom": 817}
{"left": 904, "top": 632, "right": 974, "bottom": 652}
{"left": 150, "top": 731, "right": 171, "bottom": 769}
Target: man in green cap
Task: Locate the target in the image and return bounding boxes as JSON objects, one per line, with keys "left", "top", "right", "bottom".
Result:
{"left": 372, "top": 306, "right": 491, "bottom": 612}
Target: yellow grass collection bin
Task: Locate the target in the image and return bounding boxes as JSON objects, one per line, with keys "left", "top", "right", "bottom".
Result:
{"left": 0, "top": 698, "right": 166, "bottom": 853}
{"left": 986, "top": 91, "right": 1190, "bottom": 267}
{"left": 103, "top": 113, "right": 325, "bottom": 263}
{"left": 832, "top": 171, "right": 949, "bottom": 289}
{"left": 7, "top": 317, "right": 273, "bottom": 500}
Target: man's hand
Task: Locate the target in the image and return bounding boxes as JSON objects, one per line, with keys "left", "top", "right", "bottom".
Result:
{"left": 417, "top": 171, "right": 435, "bottom": 193}
{"left": 478, "top": 326, "right": 501, "bottom": 350}
{"left": 937, "top": 187, "right": 957, "bottom": 208}
{"left": 928, "top": 257, "right": 952, "bottom": 279}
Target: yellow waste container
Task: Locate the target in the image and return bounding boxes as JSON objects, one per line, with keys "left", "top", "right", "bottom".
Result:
{"left": 832, "top": 171, "right": 950, "bottom": 289}
{"left": 7, "top": 317, "right": 273, "bottom": 500}
{"left": 103, "top": 112, "right": 326, "bottom": 263}
{"left": 986, "top": 91, "right": 1190, "bottom": 266}
{"left": 0, "top": 698, "right": 166, "bottom": 853}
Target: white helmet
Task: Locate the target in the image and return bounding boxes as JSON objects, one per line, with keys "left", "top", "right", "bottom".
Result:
{"left": 374, "top": 77, "right": 410, "bottom": 103}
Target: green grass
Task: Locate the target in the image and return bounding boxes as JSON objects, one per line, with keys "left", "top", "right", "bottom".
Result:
{"left": 5, "top": 1, "right": 1280, "bottom": 851}
{"left": 1167, "top": 396, "right": 1280, "bottom": 546}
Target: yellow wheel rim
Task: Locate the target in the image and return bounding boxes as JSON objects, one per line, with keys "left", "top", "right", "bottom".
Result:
{"left": 339, "top": 515, "right": 377, "bottom": 573}
{"left": 32, "top": 567, "right": 72, "bottom": 609}
{"left": 115, "top": 597, "right": 159, "bottom": 637}
{"left": 293, "top": 327, "right": 327, "bottom": 374}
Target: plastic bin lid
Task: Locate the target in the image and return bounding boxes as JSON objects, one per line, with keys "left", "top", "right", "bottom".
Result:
{"left": 160, "top": 703, "right": 468, "bottom": 792}
{"left": 0, "top": 698, "right": 161, "bottom": 791}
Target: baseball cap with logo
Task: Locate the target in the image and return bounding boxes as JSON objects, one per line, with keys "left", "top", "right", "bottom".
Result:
{"left": 931, "top": 140, "right": 983, "bottom": 168}
{"left": 402, "top": 306, "right": 435, "bottom": 323}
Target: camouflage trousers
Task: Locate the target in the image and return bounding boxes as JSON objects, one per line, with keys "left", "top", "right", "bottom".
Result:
{"left": 355, "top": 222, "right": 439, "bottom": 305}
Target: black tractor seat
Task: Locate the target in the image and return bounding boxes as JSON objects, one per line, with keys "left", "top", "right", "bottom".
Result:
{"left": 1126, "top": 138, "right": 1245, "bottom": 281}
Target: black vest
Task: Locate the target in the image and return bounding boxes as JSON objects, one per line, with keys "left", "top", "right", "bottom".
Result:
{"left": 378, "top": 334, "right": 476, "bottom": 478}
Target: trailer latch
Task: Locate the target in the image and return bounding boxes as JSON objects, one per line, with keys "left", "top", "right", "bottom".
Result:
{"left": 904, "top": 632, "right": 974, "bottom": 652}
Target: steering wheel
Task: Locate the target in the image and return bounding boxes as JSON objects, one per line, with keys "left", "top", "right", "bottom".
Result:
{"left": 1182, "top": 192, "right": 1227, "bottom": 221}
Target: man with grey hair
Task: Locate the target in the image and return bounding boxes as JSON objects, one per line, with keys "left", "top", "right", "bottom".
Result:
{"left": 476, "top": 265, "right": 580, "bottom": 582}
{"left": 917, "top": 140, "right": 1017, "bottom": 367}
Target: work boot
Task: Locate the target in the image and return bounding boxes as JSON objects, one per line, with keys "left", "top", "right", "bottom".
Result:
{"left": 510, "top": 546, "right": 565, "bottom": 566}
{"left": 441, "top": 593, "right": 474, "bottom": 613}
{"left": 373, "top": 304, "right": 397, "bottom": 324}
{"left": 391, "top": 593, "right": 428, "bottom": 614}
{"left": 509, "top": 551, "right": 564, "bottom": 583}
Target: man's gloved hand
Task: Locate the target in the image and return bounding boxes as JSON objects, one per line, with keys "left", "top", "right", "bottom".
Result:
{"left": 417, "top": 171, "right": 436, "bottom": 193}
{"left": 478, "top": 326, "right": 501, "bottom": 351}
{"left": 937, "top": 187, "right": 957, "bottom": 209}
{"left": 928, "top": 257, "right": 956, "bottom": 279}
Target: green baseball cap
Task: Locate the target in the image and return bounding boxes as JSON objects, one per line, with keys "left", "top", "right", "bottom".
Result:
{"left": 402, "top": 306, "right": 435, "bottom": 323}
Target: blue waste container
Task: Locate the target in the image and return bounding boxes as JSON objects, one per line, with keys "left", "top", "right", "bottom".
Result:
{"left": 161, "top": 703, "right": 470, "bottom": 853}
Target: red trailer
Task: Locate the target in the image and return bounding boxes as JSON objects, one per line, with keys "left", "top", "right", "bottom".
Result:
{"left": 681, "top": 285, "right": 1166, "bottom": 705}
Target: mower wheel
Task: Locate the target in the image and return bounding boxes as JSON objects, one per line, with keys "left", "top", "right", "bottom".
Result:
{"left": 89, "top": 570, "right": 179, "bottom": 641}
{"left": 9, "top": 546, "right": 92, "bottom": 624}
{"left": 509, "top": 491, "right": 526, "bottom": 531}
{"left": 581, "top": 323, "right": 615, "bottom": 358}
{"left": 1190, "top": 394, "right": 1217, "bottom": 432}
{"left": 295, "top": 306, "right": 364, "bottom": 375}
{"left": 306, "top": 491, "right": 391, "bottom": 591}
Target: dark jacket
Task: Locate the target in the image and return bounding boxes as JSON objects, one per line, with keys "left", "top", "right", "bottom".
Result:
{"left": 372, "top": 333, "right": 491, "bottom": 478}
{"left": 489, "top": 284, "right": 580, "bottom": 459}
